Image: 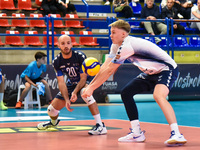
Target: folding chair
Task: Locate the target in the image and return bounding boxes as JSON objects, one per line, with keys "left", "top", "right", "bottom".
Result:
{"left": 29, "top": 13, "right": 46, "bottom": 28}
{"left": 79, "top": 31, "right": 99, "bottom": 46}
{"left": 173, "top": 36, "right": 189, "bottom": 47}
{"left": 142, "top": 36, "right": 156, "bottom": 44}
{"left": 0, "top": 0, "right": 17, "bottom": 10}
{"left": 35, "top": 0, "right": 42, "bottom": 6}
{"left": 189, "top": 36, "right": 200, "bottom": 47}
{"left": 0, "top": 13, "right": 11, "bottom": 27}
{"left": 11, "top": 13, "right": 29, "bottom": 27}
{"left": 48, "top": 14, "right": 65, "bottom": 28}
{"left": 157, "top": 36, "right": 172, "bottom": 47}
{"left": 65, "top": 14, "right": 85, "bottom": 28}
{"left": 18, "top": 0, "right": 37, "bottom": 10}
{"left": 24, "top": 31, "right": 44, "bottom": 46}
{"left": 5, "top": 30, "right": 24, "bottom": 46}
{"left": 129, "top": 2, "right": 142, "bottom": 15}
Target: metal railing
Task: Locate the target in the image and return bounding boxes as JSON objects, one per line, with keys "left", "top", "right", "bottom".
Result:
{"left": 0, "top": 16, "right": 200, "bottom": 64}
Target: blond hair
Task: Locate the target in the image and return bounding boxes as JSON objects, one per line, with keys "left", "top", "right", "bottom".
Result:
{"left": 109, "top": 20, "right": 131, "bottom": 33}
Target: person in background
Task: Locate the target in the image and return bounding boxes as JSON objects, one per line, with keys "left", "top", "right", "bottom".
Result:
{"left": 59, "top": 0, "right": 77, "bottom": 14}
{"left": 15, "top": 52, "right": 52, "bottom": 109}
{"left": 179, "top": 0, "right": 196, "bottom": 19}
{"left": 161, "top": 0, "right": 185, "bottom": 35}
{"left": 41, "top": 0, "right": 67, "bottom": 17}
{"left": 37, "top": 35, "right": 107, "bottom": 135}
{"left": 190, "top": 0, "right": 200, "bottom": 31}
{"left": 113, "top": 0, "right": 134, "bottom": 18}
{"left": 0, "top": 69, "right": 8, "bottom": 110}
{"left": 140, "top": 0, "right": 167, "bottom": 44}
{"left": 82, "top": 20, "right": 187, "bottom": 146}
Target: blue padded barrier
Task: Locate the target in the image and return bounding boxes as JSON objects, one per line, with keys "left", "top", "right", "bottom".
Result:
{"left": 74, "top": 5, "right": 111, "bottom": 13}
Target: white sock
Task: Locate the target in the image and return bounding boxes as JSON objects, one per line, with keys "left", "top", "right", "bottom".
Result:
{"left": 0, "top": 93, "right": 3, "bottom": 102}
{"left": 130, "top": 120, "right": 141, "bottom": 135}
{"left": 93, "top": 114, "right": 103, "bottom": 126}
{"left": 170, "top": 123, "right": 181, "bottom": 136}
{"left": 51, "top": 119, "right": 58, "bottom": 125}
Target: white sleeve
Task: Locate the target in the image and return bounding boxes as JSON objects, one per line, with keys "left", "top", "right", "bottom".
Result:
{"left": 108, "top": 44, "right": 118, "bottom": 58}
{"left": 111, "top": 41, "right": 135, "bottom": 64}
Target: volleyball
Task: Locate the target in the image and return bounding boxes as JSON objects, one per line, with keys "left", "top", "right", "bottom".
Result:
{"left": 82, "top": 57, "right": 100, "bottom": 76}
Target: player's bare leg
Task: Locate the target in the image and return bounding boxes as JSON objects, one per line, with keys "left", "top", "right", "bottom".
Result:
{"left": 154, "top": 84, "right": 187, "bottom": 146}
{"left": 15, "top": 82, "right": 32, "bottom": 109}
{"left": 81, "top": 87, "right": 107, "bottom": 135}
{"left": 37, "top": 98, "right": 65, "bottom": 130}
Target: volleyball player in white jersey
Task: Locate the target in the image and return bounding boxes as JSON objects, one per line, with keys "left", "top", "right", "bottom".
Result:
{"left": 82, "top": 20, "right": 187, "bottom": 146}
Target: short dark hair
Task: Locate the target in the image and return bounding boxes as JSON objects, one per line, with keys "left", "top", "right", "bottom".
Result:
{"left": 35, "top": 52, "right": 47, "bottom": 60}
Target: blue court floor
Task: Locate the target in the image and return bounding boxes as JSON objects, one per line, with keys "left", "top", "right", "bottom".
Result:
{"left": 1, "top": 100, "right": 200, "bottom": 128}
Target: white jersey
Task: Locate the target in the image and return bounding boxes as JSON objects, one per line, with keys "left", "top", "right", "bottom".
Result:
{"left": 108, "top": 36, "right": 177, "bottom": 75}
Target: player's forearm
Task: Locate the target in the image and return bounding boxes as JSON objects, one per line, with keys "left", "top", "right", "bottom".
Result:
{"left": 25, "top": 75, "right": 36, "bottom": 86}
{"left": 89, "top": 63, "right": 117, "bottom": 91}
{"left": 73, "top": 78, "right": 86, "bottom": 94}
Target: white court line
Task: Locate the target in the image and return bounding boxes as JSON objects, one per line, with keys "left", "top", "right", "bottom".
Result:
{"left": 16, "top": 111, "right": 47, "bottom": 114}
{"left": 0, "top": 116, "right": 75, "bottom": 122}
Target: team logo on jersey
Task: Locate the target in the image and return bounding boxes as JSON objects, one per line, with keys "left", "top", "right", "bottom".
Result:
{"left": 115, "top": 54, "right": 121, "bottom": 59}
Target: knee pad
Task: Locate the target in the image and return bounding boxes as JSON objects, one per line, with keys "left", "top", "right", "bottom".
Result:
{"left": 47, "top": 104, "right": 59, "bottom": 117}
{"left": 80, "top": 88, "right": 96, "bottom": 105}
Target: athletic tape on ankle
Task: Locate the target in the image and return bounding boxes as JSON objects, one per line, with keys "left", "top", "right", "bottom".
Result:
{"left": 47, "top": 104, "right": 59, "bottom": 117}
{"left": 80, "top": 88, "right": 96, "bottom": 105}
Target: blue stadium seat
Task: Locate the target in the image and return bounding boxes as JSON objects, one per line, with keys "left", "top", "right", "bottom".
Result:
{"left": 129, "top": 2, "right": 142, "bottom": 15}
{"left": 158, "top": 37, "right": 172, "bottom": 48}
{"left": 173, "top": 36, "right": 189, "bottom": 47}
{"left": 142, "top": 36, "right": 156, "bottom": 44}
{"left": 189, "top": 36, "right": 200, "bottom": 47}
{"left": 128, "top": 18, "right": 140, "bottom": 28}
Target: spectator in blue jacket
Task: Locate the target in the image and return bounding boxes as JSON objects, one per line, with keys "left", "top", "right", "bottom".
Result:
{"left": 141, "top": 0, "right": 167, "bottom": 43}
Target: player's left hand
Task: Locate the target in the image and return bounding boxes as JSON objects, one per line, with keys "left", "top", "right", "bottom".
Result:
{"left": 81, "top": 87, "right": 93, "bottom": 98}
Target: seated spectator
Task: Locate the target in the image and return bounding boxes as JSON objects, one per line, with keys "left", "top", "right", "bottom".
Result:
{"left": 179, "top": 0, "right": 196, "bottom": 19}
{"left": 140, "top": 0, "right": 167, "bottom": 43}
{"left": 161, "top": 0, "right": 185, "bottom": 35}
{"left": 59, "top": 0, "right": 77, "bottom": 14}
{"left": 41, "top": 0, "right": 67, "bottom": 17}
{"left": 190, "top": 0, "right": 200, "bottom": 30}
{"left": 113, "top": 0, "right": 134, "bottom": 18}
{"left": 15, "top": 52, "right": 53, "bottom": 109}
{"left": 161, "top": 0, "right": 181, "bottom": 9}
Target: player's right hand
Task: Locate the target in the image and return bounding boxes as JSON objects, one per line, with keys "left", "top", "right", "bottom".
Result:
{"left": 65, "top": 100, "right": 74, "bottom": 112}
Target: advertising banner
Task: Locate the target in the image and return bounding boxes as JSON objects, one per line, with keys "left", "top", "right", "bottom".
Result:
{"left": 0, "top": 64, "right": 200, "bottom": 103}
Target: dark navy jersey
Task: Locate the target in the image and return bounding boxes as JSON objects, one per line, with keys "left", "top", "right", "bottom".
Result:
{"left": 52, "top": 50, "right": 86, "bottom": 86}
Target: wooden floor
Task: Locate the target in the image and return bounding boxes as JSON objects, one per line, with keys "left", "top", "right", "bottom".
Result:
{"left": 1, "top": 119, "right": 200, "bottom": 150}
